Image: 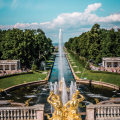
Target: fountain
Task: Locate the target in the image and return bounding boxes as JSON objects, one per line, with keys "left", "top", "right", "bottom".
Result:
{"left": 47, "top": 29, "right": 82, "bottom": 119}
{"left": 70, "top": 81, "right": 77, "bottom": 100}
{"left": 47, "top": 89, "right": 85, "bottom": 120}
{"left": 58, "top": 29, "right": 63, "bottom": 81}
{"left": 58, "top": 29, "right": 68, "bottom": 106}
{"left": 40, "top": 61, "right": 46, "bottom": 71}
{"left": 46, "top": 29, "right": 86, "bottom": 119}
{"left": 0, "top": 29, "right": 118, "bottom": 120}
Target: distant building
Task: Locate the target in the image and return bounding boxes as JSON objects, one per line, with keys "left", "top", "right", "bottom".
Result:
{"left": 102, "top": 57, "right": 120, "bottom": 68}
{"left": 0, "top": 60, "right": 20, "bottom": 71}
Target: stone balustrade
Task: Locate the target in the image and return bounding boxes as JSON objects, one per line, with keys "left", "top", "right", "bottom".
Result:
{"left": 86, "top": 103, "right": 120, "bottom": 120}
{"left": 0, "top": 104, "right": 44, "bottom": 120}
{"left": 76, "top": 79, "right": 119, "bottom": 90}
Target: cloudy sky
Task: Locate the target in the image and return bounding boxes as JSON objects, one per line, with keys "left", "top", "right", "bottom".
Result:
{"left": 0, "top": 0, "right": 120, "bottom": 43}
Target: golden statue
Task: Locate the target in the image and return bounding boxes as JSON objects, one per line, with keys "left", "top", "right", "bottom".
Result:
{"left": 47, "top": 91, "right": 63, "bottom": 120}
{"left": 45, "top": 77, "right": 48, "bottom": 80}
{"left": 63, "top": 90, "right": 85, "bottom": 120}
{"left": 94, "top": 98, "right": 99, "bottom": 104}
{"left": 8, "top": 100, "right": 14, "bottom": 103}
{"left": 59, "top": 79, "right": 70, "bottom": 92}
{"left": 76, "top": 75, "right": 79, "bottom": 80}
{"left": 0, "top": 88, "right": 4, "bottom": 93}
{"left": 24, "top": 98, "right": 32, "bottom": 106}
{"left": 59, "top": 79, "right": 63, "bottom": 92}
{"left": 67, "top": 87, "right": 70, "bottom": 92}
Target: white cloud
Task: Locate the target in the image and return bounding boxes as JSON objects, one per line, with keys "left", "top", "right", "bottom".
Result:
{"left": 1, "top": 3, "right": 120, "bottom": 42}
{"left": 113, "top": 26, "right": 119, "bottom": 29}
{"left": 1, "top": 2, "right": 120, "bottom": 31}
{"left": 98, "top": 14, "right": 120, "bottom": 23}
{"left": 85, "top": 3, "right": 102, "bottom": 14}
{"left": 100, "top": 8, "right": 104, "bottom": 11}
{"left": 31, "top": 23, "right": 38, "bottom": 25}
{"left": 40, "top": 22, "right": 50, "bottom": 25}
{"left": 14, "top": 23, "right": 31, "bottom": 28}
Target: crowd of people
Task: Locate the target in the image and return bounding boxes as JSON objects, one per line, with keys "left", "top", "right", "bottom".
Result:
{"left": 0, "top": 69, "right": 31, "bottom": 76}
{"left": 90, "top": 63, "right": 120, "bottom": 73}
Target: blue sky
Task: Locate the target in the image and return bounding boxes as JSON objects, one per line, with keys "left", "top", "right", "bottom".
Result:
{"left": 0, "top": 0, "right": 120, "bottom": 43}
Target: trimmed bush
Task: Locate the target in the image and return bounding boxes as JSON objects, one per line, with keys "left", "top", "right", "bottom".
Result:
{"left": 67, "top": 49, "right": 90, "bottom": 70}
{"left": 0, "top": 71, "right": 33, "bottom": 79}
{"left": 90, "top": 70, "right": 120, "bottom": 75}
{"left": 31, "top": 63, "right": 37, "bottom": 71}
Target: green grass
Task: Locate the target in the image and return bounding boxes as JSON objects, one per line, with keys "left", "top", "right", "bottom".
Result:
{"left": 47, "top": 65, "right": 52, "bottom": 67}
{"left": 0, "top": 54, "right": 54, "bottom": 90}
{"left": 66, "top": 51, "right": 120, "bottom": 87}
{"left": 46, "top": 61, "right": 54, "bottom": 63}
{"left": 0, "top": 72, "right": 47, "bottom": 89}
{"left": 82, "top": 71, "right": 120, "bottom": 86}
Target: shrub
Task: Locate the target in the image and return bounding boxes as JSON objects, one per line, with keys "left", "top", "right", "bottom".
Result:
{"left": 31, "top": 63, "right": 37, "bottom": 71}
{"left": 0, "top": 71, "right": 33, "bottom": 79}
{"left": 67, "top": 49, "right": 90, "bottom": 70}
{"left": 90, "top": 70, "right": 120, "bottom": 75}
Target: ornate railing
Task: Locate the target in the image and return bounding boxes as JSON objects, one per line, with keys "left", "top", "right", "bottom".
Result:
{"left": 86, "top": 103, "right": 120, "bottom": 120}
{"left": 95, "top": 104, "right": 120, "bottom": 120}
{"left": 0, "top": 104, "right": 44, "bottom": 120}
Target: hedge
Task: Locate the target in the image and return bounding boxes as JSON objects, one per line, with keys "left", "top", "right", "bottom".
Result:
{"left": 90, "top": 70, "right": 120, "bottom": 75}
{"left": 67, "top": 49, "right": 90, "bottom": 70}
{"left": 0, "top": 71, "right": 33, "bottom": 79}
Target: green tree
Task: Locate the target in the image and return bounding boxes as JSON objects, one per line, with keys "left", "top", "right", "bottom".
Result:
{"left": 65, "top": 23, "right": 120, "bottom": 64}
{"left": 0, "top": 28, "right": 53, "bottom": 67}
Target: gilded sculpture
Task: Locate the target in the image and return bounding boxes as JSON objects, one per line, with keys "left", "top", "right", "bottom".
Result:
{"left": 94, "top": 98, "right": 99, "bottom": 104}
{"left": 75, "top": 75, "right": 80, "bottom": 80}
{"left": 47, "top": 91, "right": 63, "bottom": 120}
{"left": 63, "top": 90, "right": 85, "bottom": 120}
{"left": 24, "top": 98, "right": 32, "bottom": 106}
{"left": 0, "top": 88, "right": 3, "bottom": 93}
{"left": 59, "top": 79, "right": 63, "bottom": 92}
{"left": 47, "top": 90, "right": 85, "bottom": 120}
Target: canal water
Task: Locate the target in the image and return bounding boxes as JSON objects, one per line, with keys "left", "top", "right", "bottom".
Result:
{"left": 49, "top": 54, "right": 74, "bottom": 86}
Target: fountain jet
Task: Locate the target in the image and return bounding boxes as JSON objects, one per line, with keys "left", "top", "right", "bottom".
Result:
{"left": 58, "top": 29, "right": 63, "bottom": 81}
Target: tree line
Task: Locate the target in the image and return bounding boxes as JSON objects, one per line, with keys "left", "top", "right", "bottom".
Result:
{"left": 0, "top": 28, "right": 53, "bottom": 66}
{"left": 65, "top": 23, "right": 120, "bottom": 64}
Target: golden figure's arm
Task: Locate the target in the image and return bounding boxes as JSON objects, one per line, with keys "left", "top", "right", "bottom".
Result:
{"left": 56, "top": 95, "right": 60, "bottom": 100}
{"left": 47, "top": 91, "right": 54, "bottom": 105}
{"left": 64, "top": 101, "right": 70, "bottom": 110}
{"left": 75, "top": 90, "right": 85, "bottom": 102}
{"left": 78, "top": 94, "right": 85, "bottom": 102}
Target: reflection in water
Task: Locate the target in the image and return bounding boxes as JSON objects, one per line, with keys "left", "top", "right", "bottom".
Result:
{"left": 0, "top": 81, "right": 118, "bottom": 113}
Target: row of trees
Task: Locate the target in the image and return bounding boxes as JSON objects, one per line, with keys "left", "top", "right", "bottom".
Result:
{"left": 0, "top": 28, "right": 53, "bottom": 66}
{"left": 65, "top": 23, "right": 120, "bottom": 64}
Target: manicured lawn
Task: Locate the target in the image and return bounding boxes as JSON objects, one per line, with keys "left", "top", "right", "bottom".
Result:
{"left": 82, "top": 71, "right": 120, "bottom": 86}
{"left": 66, "top": 52, "right": 120, "bottom": 87}
{"left": 0, "top": 54, "right": 55, "bottom": 90}
{"left": 0, "top": 72, "right": 47, "bottom": 89}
